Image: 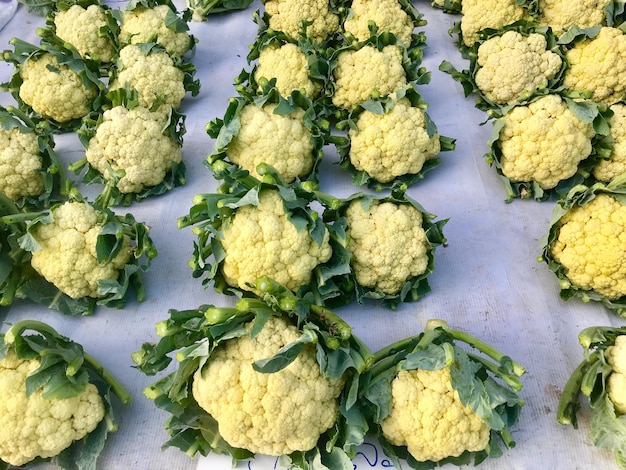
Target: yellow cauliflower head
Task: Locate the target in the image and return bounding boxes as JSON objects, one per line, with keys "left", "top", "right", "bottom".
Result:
{"left": 264, "top": 0, "right": 339, "bottom": 42}
{"left": 109, "top": 44, "right": 186, "bottom": 110}
{"left": 475, "top": 30, "right": 563, "bottom": 105}
{"left": 85, "top": 105, "right": 182, "bottom": 194}
{"left": 538, "top": 0, "right": 611, "bottom": 34}
{"left": 498, "top": 94, "right": 595, "bottom": 189}
{"left": 563, "top": 27, "right": 626, "bottom": 105}
{"left": 343, "top": 0, "right": 415, "bottom": 46}
{"left": 30, "top": 201, "right": 133, "bottom": 299}
{"left": 220, "top": 189, "right": 332, "bottom": 293}
{"left": 54, "top": 5, "right": 116, "bottom": 63}
{"left": 254, "top": 42, "right": 321, "bottom": 98}
{"left": 381, "top": 367, "right": 490, "bottom": 462}
{"left": 226, "top": 103, "right": 314, "bottom": 183}
{"left": 119, "top": 5, "right": 193, "bottom": 58}
{"left": 460, "top": 0, "right": 529, "bottom": 46}
{"left": 0, "top": 128, "right": 44, "bottom": 200}
{"left": 332, "top": 44, "right": 407, "bottom": 110}
{"left": 348, "top": 99, "right": 440, "bottom": 183}
{"left": 345, "top": 199, "right": 430, "bottom": 295}
{"left": 192, "top": 315, "right": 344, "bottom": 455}
{"left": 0, "top": 350, "right": 105, "bottom": 467}
{"left": 18, "top": 53, "right": 98, "bottom": 123}
{"left": 593, "top": 103, "right": 626, "bottom": 182}
{"left": 550, "top": 193, "right": 626, "bottom": 300}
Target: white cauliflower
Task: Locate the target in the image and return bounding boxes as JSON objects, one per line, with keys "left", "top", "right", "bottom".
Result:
{"left": 593, "top": 103, "right": 626, "bottom": 182}
{"left": 606, "top": 335, "right": 626, "bottom": 413}
{"left": 0, "top": 127, "right": 44, "bottom": 200}
{"left": 348, "top": 98, "right": 440, "bottom": 183}
{"left": 263, "top": 0, "right": 340, "bottom": 42}
{"left": 192, "top": 315, "right": 344, "bottom": 455}
{"left": 460, "top": 0, "right": 529, "bottom": 47}
{"left": 343, "top": 0, "right": 415, "bottom": 46}
{"left": 537, "top": 0, "right": 612, "bottom": 34}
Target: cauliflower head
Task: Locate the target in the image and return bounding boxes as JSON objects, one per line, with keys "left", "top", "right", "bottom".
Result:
{"left": 264, "top": 0, "right": 339, "bottom": 42}
{"left": 220, "top": 189, "right": 332, "bottom": 293}
{"left": 348, "top": 98, "right": 440, "bottom": 182}
{"left": 85, "top": 105, "right": 182, "bottom": 193}
{"left": 192, "top": 315, "right": 344, "bottom": 455}
{"left": 345, "top": 199, "right": 430, "bottom": 294}
{"left": 53, "top": 5, "right": 116, "bottom": 63}
{"left": 119, "top": 5, "right": 193, "bottom": 58}
{"left": 538, "top": 0, "right": 611, "bottom": 34}
{"left": 109, "top": 44, "right": 186, "bottom": 110}
{"left": 563, "top": 27, "right": 626, "bottom": 105}
{"left": 593, "top": 103, "right": 626, "bottom": 182}
{"left": 226, "top": 103, "right": 314, "bottom": 183}
{"left": 460, "top": 0, "right": 529, "bottom": 46}
{"left": 498, "top": 94, "right": 595, "bottom": 189}
{"left": 30, "top": 201, "right": 133, "bottom": 299}
{"left": 381, "top": 367, "right": 490, "bottom": 462}
{"left": 18, "top": 53, "right": 98, "bottom": 123}
{"left": 475, "top": 30, "right": 563, "bottom": 105}
{"left": 0, "top": 350, "right": 105, "bottom": 467}
{"left": 254, "top": 43, "right": 321, "bottom": 98}
{"left": 550, "top": 193, "right": 626, "bottom": 300}
{"left": 332, "top": 44, "right": 407, "bottom": 110}
{"left": 343, "top": 0, "right": 415, "bottom": 46}
{"left": 606, "top": 335, "right": 626, "bottom": 413}
{"left": 0, "top": 128, "right": 44, "bottom": 200}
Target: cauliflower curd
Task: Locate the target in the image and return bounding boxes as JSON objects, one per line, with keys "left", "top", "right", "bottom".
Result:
{"left": 343, "top": 0, "right": 415, "bottom": 46}
{"left": 332, "top": 44, "right": 407, "bottom": 110}
{"left": 563, "top": 27, "right": 626, "bottom": 105}
{"left": 220, "top": 189, "right": 332, "bottom": 293}
{"left": 537, "top": 0, "right": 612, "bottom": 34}
{"left": 0, "top": 350, "right": 105, "bottom": 467}
{"left": 460, "top": 0, "right": 529, "bottom": 46}
{"left": 381, "top": 367, "right": 490, "bottom": 462}
{"left": 85, "top": 105, "right": 182, "bottom": 193}
{"left": 192, "top": 315, "right": 344, "bottom": 455}
{"left": 348, "top": 99, "right": 440, "bottom": 183}
{"left": 263, "top": 0, "right": 339, "bottom": 42}
{"left": 30, "top": 201, "right": 132, "bottom": 299}
{"left": 497, "top": 94, "right": 595, "bottom": 189}
{"left": 606, "top": 335, "right": 626, "bottom": 413}
{"left": 593, "top": 103, "right": 626, "bottom": 182}
{"left": 0, "top": 127, "right": 44, "bottom": 200}
{"left": 550, "top": 193, "right": 626, "bottom": 300}
{"left": 19, "top": 53, "right": 98, "bottom": 123}
{"left": 346, "top": 198, "right": 430, "bottom": 294}
{"left": 475, "top": 31, "right": 562, "bottom": 105}
{"left": 53, "top": 5, "right": 116, "bottom": 63}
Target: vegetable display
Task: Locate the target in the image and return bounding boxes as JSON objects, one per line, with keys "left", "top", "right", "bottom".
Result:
{"left": 0, "top": 319, "right": 131, "bottom": 469}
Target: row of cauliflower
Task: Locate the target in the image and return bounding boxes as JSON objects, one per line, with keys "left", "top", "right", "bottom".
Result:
{"left": 431, "top": 0, "right": 626, "bottom": 468}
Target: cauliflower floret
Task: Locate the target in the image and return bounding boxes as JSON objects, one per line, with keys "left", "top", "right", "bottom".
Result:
{"left": 119, "top": 5, "right": 193, "bottom": 58}
{"left": 498, "top": 94, "right": 595, "bottom": 189}
{"left": 348, "top": 99, "right": 440, "bottom": 183}
{"left": 18, "top": 53, "right": 98, "bottom": 123}
{"left": 254, "top": 43, "right": 321, "bottom": 98}
{"left": 537, "top": 0, "right": 611, "bottom": 34}
{"left": 109, "top": 44, "right": 186, "bottom": 110}
{"left": 563, "top": 27, "right": 626, "bottom": 105}
{"left": 460, "top": 0, "right": 529, "bottom": 46}
{"left": 53, "top": 5, "right": 116, "bottom": 63}
{"left": 345, "top": 199, "right": 430, "bottom": 294}
{"left": 226, "top": 103, "right": 314, "bottom": 183}
{"left": 30, "top": 201, "right": 133, "bottom": 299}
{"left": 264, "top": 0, "right": 339, "bottom": 42}
{"left": 220, "top": 189, "right": 332, "bottom": 293}
{"left": 343, "top": 0, "right": 415, "bottom": 46}
{"left": 0, "top": 128, "right": 44, "bottom": 200}
{"left": 0, "top": 350, "right": 105, "bottom": 467}
{"left": 85, "top": 105, "right": 182, "bottom": 193}
{"left": 475, "top": 31, "right": 563, "bottom": 105}
{"left": 550, "top": 193, "right": 626, "bottom": 300}
{"left": 606, "top": 336, "right": 626, "bottom": 413}
{"left": 192, "top": 315, "right": 344, "bottom": 455}
{"left": 593, "top": 103, "right": 626, "bottom": 182}
{"left": 381, "top": 367, "right": 490, "bottom": 462}
{"left": 332, "top": 44, "right": 407, "bottom": 110}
